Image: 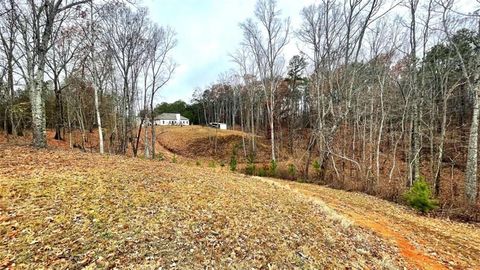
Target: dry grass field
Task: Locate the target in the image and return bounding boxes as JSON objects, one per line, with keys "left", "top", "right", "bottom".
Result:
{"left": 1, "top": 143, "right": 480, "bottom": 269}
{"left": 2, "top": 128, "right": 480, "bottom": 269}
{"left": 1, "top": 145, "right": 407, "bottom": 269}
{"left": 154, "top": 125, "right": 269, "bottom": 161}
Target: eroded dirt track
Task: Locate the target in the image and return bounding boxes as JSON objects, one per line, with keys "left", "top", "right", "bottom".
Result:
{"left": 258, "top": 177, "right": 480, "bottom": 270}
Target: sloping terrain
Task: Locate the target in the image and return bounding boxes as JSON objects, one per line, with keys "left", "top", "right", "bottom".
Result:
{"left": 0, "top": 145, "right": 405, "bottom": 269}
{"left": 257, "top": 177, "right": 480, "bottom": 269}
{"left": 0, "top": 144, "right": 479, "bottom": 269}
{"left": 155, "top": 126, "right": 270, "bottom": 161}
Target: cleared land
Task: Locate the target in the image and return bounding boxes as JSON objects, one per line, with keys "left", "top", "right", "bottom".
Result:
{"left": 155, "top": 125, "right": 269, "bottom": 161}
{"left": 257, "top": 177, "right": 480, "bottom": 269}
{"left": 1, "top": 144, "right": 479, "bottom": 269}
{"left": 0, "top": 144, "right": 401, "bottom": 269}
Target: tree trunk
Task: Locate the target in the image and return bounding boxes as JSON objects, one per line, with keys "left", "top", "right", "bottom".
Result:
{"left": 94, "top": 87, "right": 104, "bottom": 154}
{"left": 54, "top": 88, "right": 63, "bottom": 140}
{"left": 8, "top": 55, "right": 16, "bottom": 137}
{"left": 3, "top": 108, "right": 8, "bottom": 137}
{"left": 304, "top": 135, "right": 316, "bottom": 179}
{"left": 151, "top": 116, "right": 156, "bottom": 159}
{"left": 376, "top": 84, "right": 385, "bottom": 186}
{"left": 270, "top": 109, "right": 275, "bottom": 161}
{"left": 408, "top": 0, "right": 421, "bottom": 186}
{"left": 434, "top": 97, "right": 448, "bottom": 196}
{"left": 144, "top": 124, "right": 150, "bottom": 158}
{"left": 410, "top": 103, "right": 421, "bottom": 185}
{"left": 465, "top": 84, "right": 479, "bottom": 204}
{"left": 133, "top": 119, "right": 144, "bottom": 157}
{"left": 30, "top": 77, "right": 47, "bottom": 148}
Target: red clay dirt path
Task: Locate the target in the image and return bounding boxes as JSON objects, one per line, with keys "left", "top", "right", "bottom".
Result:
{"left": 257, "top": 177, "right": 480, "bottom": 270}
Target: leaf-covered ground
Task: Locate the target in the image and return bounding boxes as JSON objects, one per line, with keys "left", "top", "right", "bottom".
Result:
{"left": 1, "top": 145, "right": 406, "bottom": 269}
{"left": 155, "top": 126, "right": 270, "bottom": 162}
{"left": 256, "top": 177, "right": 480, "bottom": 270}
{"left": 0, "top": 144, "right": 477, "bottom": 269}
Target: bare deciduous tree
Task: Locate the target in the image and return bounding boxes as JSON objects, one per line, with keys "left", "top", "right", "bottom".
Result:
{"left": 240, "top": 0, "right": 290, "bottom": 162}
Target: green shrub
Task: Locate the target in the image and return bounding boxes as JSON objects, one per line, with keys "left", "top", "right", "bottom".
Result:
{"left": 208, "top": 161, "right": 216, "bottom": 168}
{"left": 288, "top": 164, "right": 297, "bottom": 179}
{"left": 245, "top": 151, "right": 256, "bottom": 176}
{"left": 245, "top": 164, "right": 256, "bottom": 175}
{"left": 157, "top": 152, "right": 164, "bottom": 161}
{"left": 257, "top": 167, "right": 267, "bottom": 177}
{"left": 172, "top": 154, "right": 177, "bottom": 163}
{"left": 230, "top": 156, "right": 237, "bottom": 172}
{"left": 246, "top": 151, "right": 256, "bottom": 164}
{"left": 269, "top": 159, "right": 278, "bottom": 177}
{"left": 403, "top": 177, "right": 438, "bottom": 213}
{"left": 196, "top": 160, "right": 201, "bottom": 166}
{"left": 229, "top": 159, "right": 237, "bottom": 171}
{"left": 313, "top": 160, "right": 320, "bottom": 174}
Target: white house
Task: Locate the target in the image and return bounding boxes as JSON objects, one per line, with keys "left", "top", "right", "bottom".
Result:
{"left": 154, "top": 113, "right": 189, "bottom": 126}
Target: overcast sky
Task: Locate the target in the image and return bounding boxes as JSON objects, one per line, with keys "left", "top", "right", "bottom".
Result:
{"left": 142, "top": 0, "right": 477, "bottom": 104}
{"left": 143, "top": 0, "right": 315, "bottom": 103}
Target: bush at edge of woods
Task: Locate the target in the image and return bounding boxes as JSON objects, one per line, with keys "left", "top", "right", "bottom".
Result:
{"left": 403, "top": 176, "right": 439, "bottom": 213}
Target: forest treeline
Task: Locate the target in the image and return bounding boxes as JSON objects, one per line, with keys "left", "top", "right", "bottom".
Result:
{"left": 0, "top": 0, "right": 479, "bottom": 217}
{"left": 0, "top": 0, "right": 177, "bottom": 158}
{"left": 188, "top": 0, "right": 480, "bottom": 217}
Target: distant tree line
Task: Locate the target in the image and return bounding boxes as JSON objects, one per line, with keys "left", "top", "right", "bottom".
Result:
{"left": 152, "top": 100, "right": 202, "bottom": 125}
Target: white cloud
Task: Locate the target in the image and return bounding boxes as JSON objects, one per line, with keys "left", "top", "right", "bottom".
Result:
{"left": 142, "top": 0, "right": 315, "bottom": 103}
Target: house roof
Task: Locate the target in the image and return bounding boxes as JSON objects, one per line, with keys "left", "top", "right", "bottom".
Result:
{"left": 154, "top": 113, "right": 189, "bottom": 121}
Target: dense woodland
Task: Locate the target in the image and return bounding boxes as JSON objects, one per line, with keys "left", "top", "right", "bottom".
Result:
{"left": 1, "top": 0, "right": 480, "bottom": 218}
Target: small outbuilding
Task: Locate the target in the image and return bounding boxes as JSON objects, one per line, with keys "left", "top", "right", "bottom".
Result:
{"left": 154, "top": 113, "right": 189, "bottom": 126}
{"left": 209, "top": 122, "right": 227, "bottom": 130}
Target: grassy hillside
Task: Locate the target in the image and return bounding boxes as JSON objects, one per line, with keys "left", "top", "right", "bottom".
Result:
{"left": 155, "top": 125, "right": 270, "bottom": 162}
{"left": 1, "top": 144, "right": 480, "bottom": 269}
{"left": 0, "top": 144, "right": 405, "bottom": 269}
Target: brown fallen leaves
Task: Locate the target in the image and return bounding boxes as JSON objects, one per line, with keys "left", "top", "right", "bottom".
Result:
{"left": 261, "top": 178, "right": 480, "bottom": 270}
{"left": 154, "top": 126, "right": 270, "bottom": 162}
{"left": 0, "top": 144, "right": 407, "bottom": 269}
